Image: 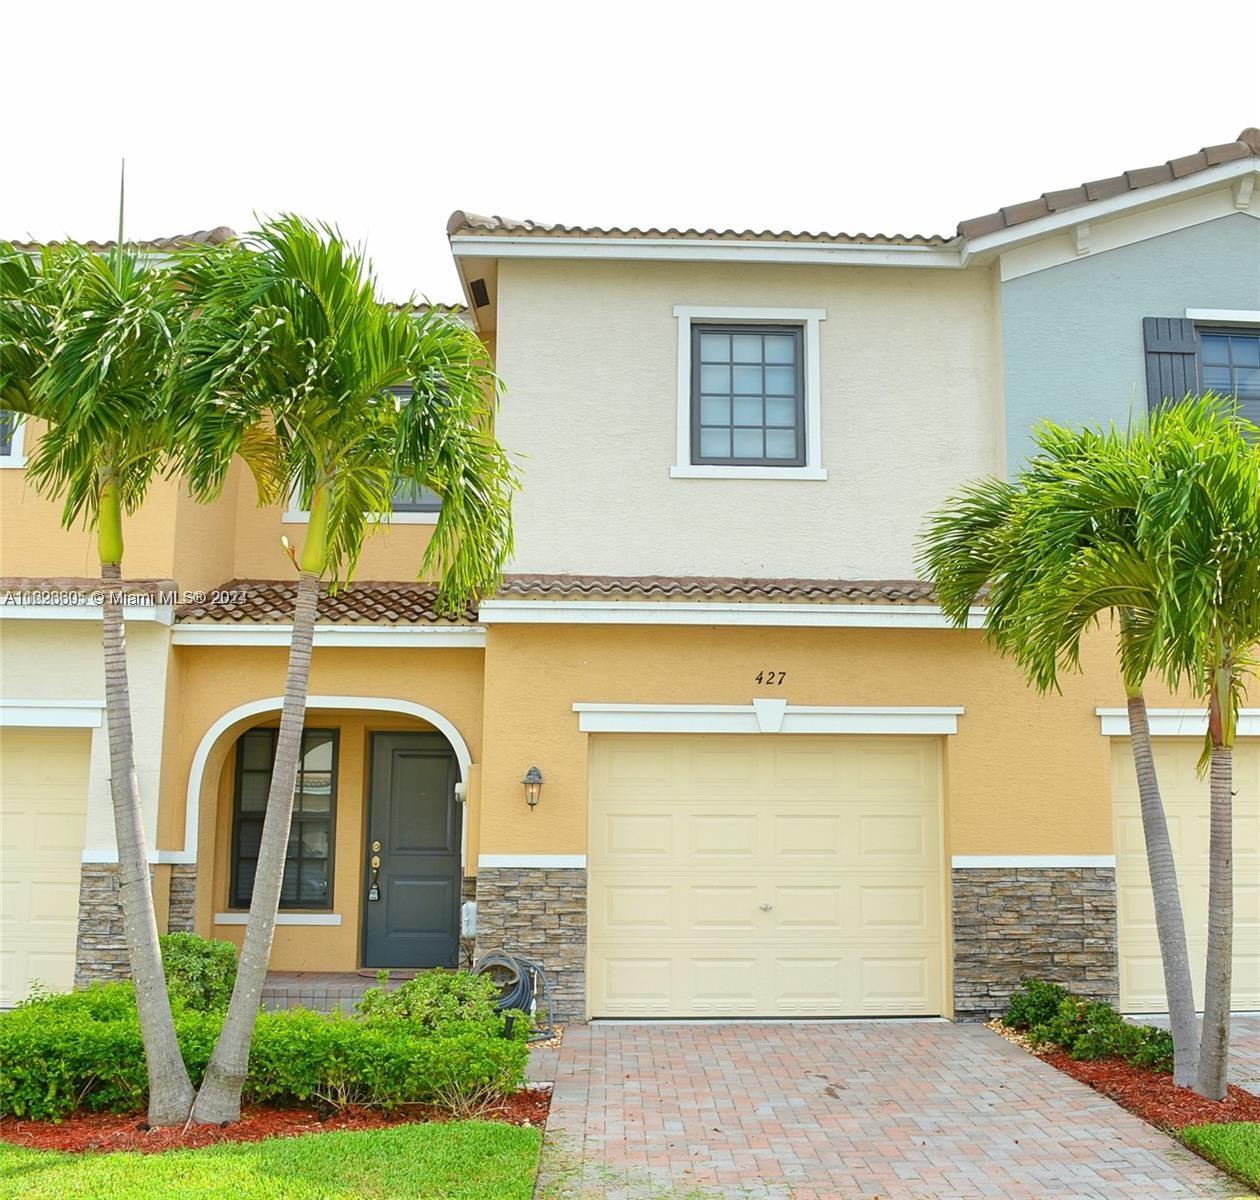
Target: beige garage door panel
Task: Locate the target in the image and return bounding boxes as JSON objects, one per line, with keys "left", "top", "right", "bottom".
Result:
{"left": 0, "top": 729, "right": 91, "bottom": 1006}
{"left": 588, "top": 735, "right": 943, "bottom": 1017}
{"left": 1114, "top": 739, "right": 1259, "bottom": 1012}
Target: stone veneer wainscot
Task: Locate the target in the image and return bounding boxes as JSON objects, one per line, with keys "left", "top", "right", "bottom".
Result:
{"left": 951, "top": 866, "right": 1119, "bottom": 1019}
{"left": 473, "top": 867, "right": 587, "bottom": 1021}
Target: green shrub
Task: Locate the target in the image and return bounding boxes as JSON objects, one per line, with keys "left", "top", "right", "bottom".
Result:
{"left": 0, "top": 978, "right": 529, "bottom": 1121}
{"left": 1005, "top": 978, "right": 1069, "bottom": 1031}
{"left": 1017, "top": 980, "right": 1174, "bottom": 1073}
{"left": 161, "top": 932, "right": 238, "bottom": 1012}
{"left": 356, "top": 970, "right": 526, "bottom": 1041}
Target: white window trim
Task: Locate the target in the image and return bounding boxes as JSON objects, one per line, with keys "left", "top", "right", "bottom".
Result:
{"left": 1185, "top": 308, "right": 1260, "bottom": 324}
{"left": 0, "top": 413, "right": 27, "bottom": 468}
{"left": 671, "top": 305, "right": 826, "bottom": 480}
{"left": 1096, "top": 706, "right": 1260, "bottom": 737}
{"left": 214, "top": 912, "right": 342, "bottom": 926}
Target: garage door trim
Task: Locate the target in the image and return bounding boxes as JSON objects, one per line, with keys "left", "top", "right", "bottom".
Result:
{"left": 575, "top": 701, "right": 964, "bottom": 735}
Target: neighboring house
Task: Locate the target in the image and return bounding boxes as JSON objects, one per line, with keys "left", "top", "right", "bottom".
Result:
{"left": 1, "top": 132, "right": 1257, "bottom": 1022}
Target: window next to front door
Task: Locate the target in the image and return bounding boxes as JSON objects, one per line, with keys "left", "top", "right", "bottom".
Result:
{"left": 231, "top": 728, "right": 338, "bottom": 910}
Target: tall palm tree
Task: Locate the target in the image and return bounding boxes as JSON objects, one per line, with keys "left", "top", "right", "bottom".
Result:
{"left": 921, "top": 397, "right": 1260, "bottom": 1099}
{"left": 920, "top": 419, "right": 1201, "bottom": 1083}
{"left": 173, "top": 216, "right": 516, "bottom": 1125}
{"left": 0, "top": 238, "right": 197, "bottom": 1124}
{"left": 1129, "top": 398, "right": 1260, "bottom": 1099}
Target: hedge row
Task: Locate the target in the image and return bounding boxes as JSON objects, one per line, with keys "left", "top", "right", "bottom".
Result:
{"left": 0, "top": 976, "right": 529, "bottom": 1121}
{"left": 1005, "top": 978, "right": 1174, "bottom": 1072}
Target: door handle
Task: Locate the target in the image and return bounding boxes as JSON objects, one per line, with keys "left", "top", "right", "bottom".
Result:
{"left": 368, "top": 853, "right": 381, "bottom": 901}
{"left": 758, "top": 902, "right": 773, "bottom": 911}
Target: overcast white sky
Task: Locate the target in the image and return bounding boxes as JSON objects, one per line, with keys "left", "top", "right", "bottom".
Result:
{"left": 4, "top": 0, "right": 1257, "bottom": 303}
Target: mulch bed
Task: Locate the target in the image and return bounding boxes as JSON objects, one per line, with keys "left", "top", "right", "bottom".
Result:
{"left": 1039, "top": 1048, "right": 1260, "bottom": 1130}
{"left": 0, "top": 1087, "right": 550, "bottom": 1155}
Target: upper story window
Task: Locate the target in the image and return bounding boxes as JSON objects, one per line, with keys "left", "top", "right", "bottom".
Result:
{"left": 231, "top": 727, "right": 337, "bottom": 910}
{"left": 692, "top": 325, "right": 805, "bottom": 467}
{"left": 0, "top": 410, "right": 27, "bottom": 468}
{"left": 671, "top": 306, "right": 827, "bottom": 481}
{"left": 283, "top": 385, "right": 441, "bottom": 524}
{"left": 1199, "top": 329, "right": 1260, "bottom": 421}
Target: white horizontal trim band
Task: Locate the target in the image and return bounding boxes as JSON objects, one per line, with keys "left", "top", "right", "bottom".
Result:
{"left": 82, "top": 849, "right": 196, "bottom": 864}
{"left": 2, "top": 699, "right": 105, "bottom": 728}
{"left": 1096, "top": 707, "right": 1260, "bottom": 737}
{"left": 451, "top": 235, "right": 961, "bottom": 269}
{"left": 0, "top": 601, "right": 171, "bottom": 623}
{"left": 479, "top": 599, "right": 985, "bottom": 629}
{"left": 573, "top": 701, "right": 964, "bottom": 735}
{"left": 172, "top": 624, "right": 487, "bottom": 648}
{"left": 952, "top": 855, "right": 1117, "bottom": 869}
{"left": 478, "top": 854, "right": 587, "bottom": 869}
{"left": 214, "top": 912, "right": 343, "bottom": 926}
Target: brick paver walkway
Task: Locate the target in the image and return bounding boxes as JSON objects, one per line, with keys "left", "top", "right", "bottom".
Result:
{"left": 534, "top": 1022, "right": 1240, "bottom": 1200}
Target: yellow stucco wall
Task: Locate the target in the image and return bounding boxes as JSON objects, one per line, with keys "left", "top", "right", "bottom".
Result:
{"left": 477, "top": 621, "right": 1193, "bottom": 861}
{"left": 165, "top": 644, "right": 485, "bottom": 971}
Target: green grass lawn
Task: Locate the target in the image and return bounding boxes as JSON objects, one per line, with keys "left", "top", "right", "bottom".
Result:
{"left": 1180, "top": 1122, "right": 1260, "bottom": 1194}
{"left": 0, "top": 1121, "right": 542, "bottom": 1200}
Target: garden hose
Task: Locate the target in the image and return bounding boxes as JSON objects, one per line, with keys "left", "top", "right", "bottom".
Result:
{"left": 472, "top": 950, "right": 556, "bottom": 1042}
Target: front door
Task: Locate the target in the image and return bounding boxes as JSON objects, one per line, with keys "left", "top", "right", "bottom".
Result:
{"left": 363, "top": 732, "right": 461, "bottom": 968}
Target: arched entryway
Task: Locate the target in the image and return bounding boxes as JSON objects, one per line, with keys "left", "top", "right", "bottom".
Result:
{"left": 184, "top": 696, "right": 474, "bottom": 973}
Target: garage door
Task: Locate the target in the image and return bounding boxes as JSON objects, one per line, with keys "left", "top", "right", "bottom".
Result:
{"left": 0, "top": 729, "right": 91, "bottom": 1006}
{"left": 588, "top": 734, "right": 944, "bottom": 1017}
{"left": 1113, "top": 739, "right": 1259, "bottom": 1012}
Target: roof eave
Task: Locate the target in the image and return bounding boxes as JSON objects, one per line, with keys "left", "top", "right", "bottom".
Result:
{"left": 959, "top": 157, "right": 1259, "bottom": 265}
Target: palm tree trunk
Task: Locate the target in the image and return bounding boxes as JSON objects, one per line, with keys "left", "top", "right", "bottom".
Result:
{"left": 99, "top": 561, "right": 195, "bottom": 1125}
{"left": 1195, "top": 687, "right": 1233, "bottom": 1100}
{"left": 1126, "top": 693, "right": 1199, "bottom": 1087}
{"left": 190, "top": 570, "right": 320, "bottom": 1125}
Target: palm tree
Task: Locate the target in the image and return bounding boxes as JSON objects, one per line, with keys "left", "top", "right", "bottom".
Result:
{"left": 920, "top": 419, "right": 1201, "bottom": 1083}
{"left": 921, "top": 397, "right": 1260, "bottom": 1099}
{"left": 1128, "top": 398, "right": 1260, "bottom": 1099}
{"left": 173, "top": 216, "right": 516, "bottom": 1125}
{"left": 0, "top": 238, "right": 197, "bottom": 1124}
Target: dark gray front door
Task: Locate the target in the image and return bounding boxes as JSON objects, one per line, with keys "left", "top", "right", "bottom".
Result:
{"left": 363, "top": 732, "right": 461, "bottom": 968}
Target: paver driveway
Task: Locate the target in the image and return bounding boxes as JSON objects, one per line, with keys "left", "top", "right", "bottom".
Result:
{"left": 532, "top": 1021, "right": 1241, "bottom": 1200}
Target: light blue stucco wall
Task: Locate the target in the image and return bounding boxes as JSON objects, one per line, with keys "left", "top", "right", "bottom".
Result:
{"left": 1001, "top": 213, "right": 1260, "bottom": 468}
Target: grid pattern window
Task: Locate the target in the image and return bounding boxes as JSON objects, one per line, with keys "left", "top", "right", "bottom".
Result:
{"left": 388, "top": 386, "right": 442, "bottom": 511}
{"left": 691, "top": 325, "right": 805, "bottom": 466}
{"left": 1199, "top": 329, "right": 1260, "bottom": 421}
{"left": 231, "top": 728, "right": 337, "bottom": 910}
{"left": 0, "top": 411, "right": 13, "bottom": 456}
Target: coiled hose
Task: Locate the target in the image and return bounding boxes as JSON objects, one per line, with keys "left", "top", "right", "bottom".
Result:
{"left": 472, "top": 950, "right": 556, "bottom": 1042}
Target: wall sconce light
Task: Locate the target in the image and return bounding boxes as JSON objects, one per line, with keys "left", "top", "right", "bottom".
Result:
{"left": 522, "top": 766, "right": 544, "bottom": 811}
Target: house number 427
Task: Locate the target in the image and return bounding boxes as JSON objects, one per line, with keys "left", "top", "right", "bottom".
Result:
{"left": 754, "top": 670, "right": 786, "bottom": 686}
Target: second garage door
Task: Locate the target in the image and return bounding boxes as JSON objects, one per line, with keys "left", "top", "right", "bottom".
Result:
{"left": 1, "top": 728, "right": 91, "bottom": 1007}
{"left": 587, "top": 734, "right": 944, "bottom": 1017}
{"left": 1113, "top": 738, "right": 1259, "bottom": 1012}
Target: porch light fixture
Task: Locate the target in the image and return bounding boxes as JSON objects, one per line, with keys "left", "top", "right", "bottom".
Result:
{"left": 522, "top": 766, "right": 544, "bottom": 811}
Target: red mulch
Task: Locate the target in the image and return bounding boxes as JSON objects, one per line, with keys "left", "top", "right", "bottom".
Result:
{"left": 0, "top": 1088, "right": 550, "bottom": 1155}
{"left": 1040, "top": 1049, "right": 1260, "bottom": 1130}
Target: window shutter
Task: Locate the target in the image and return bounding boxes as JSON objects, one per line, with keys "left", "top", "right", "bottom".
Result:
{"left": 1143, "top": 317, "right": 1199, "bottom": 408}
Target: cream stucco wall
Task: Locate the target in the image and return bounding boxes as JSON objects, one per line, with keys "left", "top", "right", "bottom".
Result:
{"left": 0, "top": 618, "right": 172, "bottom": 856}
{"left": 493, "top": 258, "right": 1004, "bottom": 579}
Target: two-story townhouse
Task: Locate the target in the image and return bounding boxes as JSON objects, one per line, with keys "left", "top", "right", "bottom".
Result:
{"left": 2, "top": 130, "right": 1257, "bottom": 1023}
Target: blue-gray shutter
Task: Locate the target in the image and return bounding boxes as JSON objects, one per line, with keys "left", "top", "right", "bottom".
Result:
{"left": 1143, "top": 318, "right": 1199, "bottom": 408}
